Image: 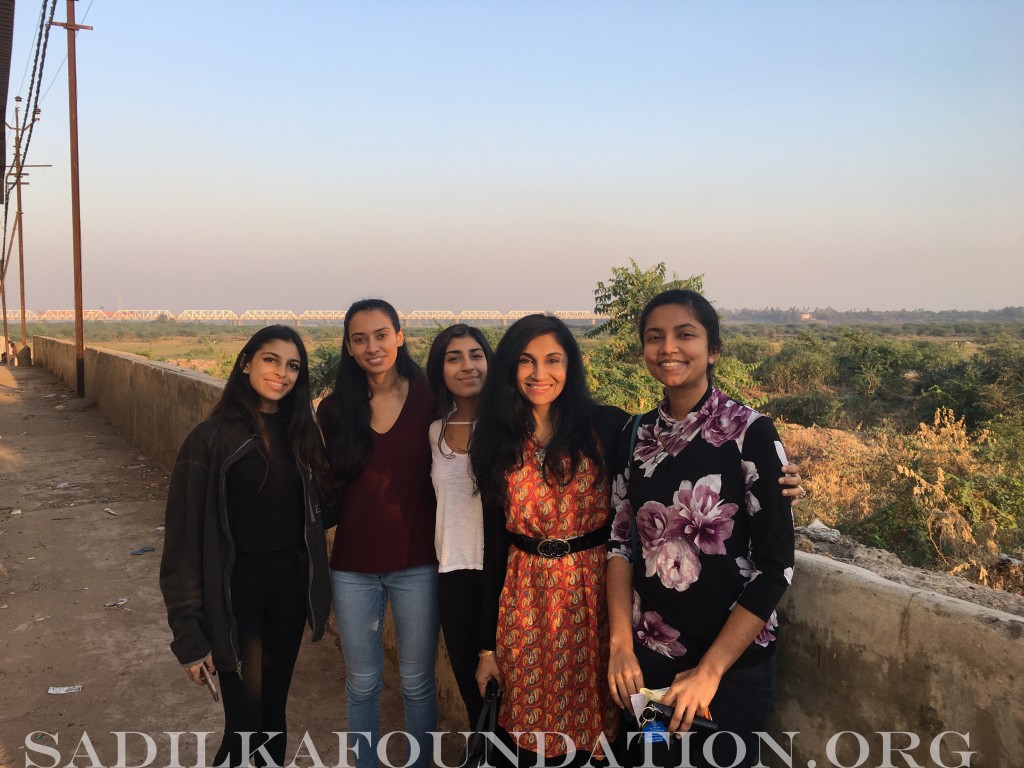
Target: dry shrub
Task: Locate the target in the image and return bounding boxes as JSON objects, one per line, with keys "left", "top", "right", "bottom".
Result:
{"left": 777, "top": 421, "right": 884, "bottom": 529}
{"left": 780, "top": 409, "right": 1019, "bottom": 594}
{"left": 893, "top": 409, "right": 994, "bottom": 569}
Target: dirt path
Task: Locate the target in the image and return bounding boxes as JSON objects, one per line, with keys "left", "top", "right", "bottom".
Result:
{"left": 0, "top": 367, "right": 462, "bottom": 768}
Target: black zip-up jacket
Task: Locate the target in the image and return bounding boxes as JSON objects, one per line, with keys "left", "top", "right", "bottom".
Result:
{"left": 159, "top": 416, "right": 336, "bottom": 675}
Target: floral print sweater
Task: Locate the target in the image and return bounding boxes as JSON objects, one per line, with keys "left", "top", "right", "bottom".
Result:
{"left": 608, "top": 386, "right": 795, "bottom": 669}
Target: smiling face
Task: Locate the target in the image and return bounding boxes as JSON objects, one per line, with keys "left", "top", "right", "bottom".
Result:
{"left": 443, "top": 335, "right": 488, "bottom": 401}
{"left": 344, "top": 309, "right": 405, "bottom": 376}
{"left": 244, "top": 338, "right": 301, "bottom": 412}
{"left": 642, "top": 303, "right": 719, "bottom": 396}
{"left": 516, "top": 333, "right": 567, "bottom": 416}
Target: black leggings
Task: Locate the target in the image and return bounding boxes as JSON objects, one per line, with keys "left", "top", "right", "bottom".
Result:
{"left": 437, "top": 568, "right": 485, "bottom": 727}
{"left": 214, "top": 549, "right": 307, "bottom": 768}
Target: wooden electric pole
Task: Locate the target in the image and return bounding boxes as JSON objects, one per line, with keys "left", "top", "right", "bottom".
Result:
{"left": 5, "top": 96, "right": 50, "bottom": 357}
{"left": 52, "top": 0, "right": 92, "bottom": 396}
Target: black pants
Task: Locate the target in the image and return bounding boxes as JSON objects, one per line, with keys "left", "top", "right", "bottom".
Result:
{"left": 214, "top": 549, "right": 307, "bottom": 768}
{"left": 627, "top": 644, "right": 777, "bottom": 768}
{"left": 437, "top": 568, "right": 484, "bottom": 728}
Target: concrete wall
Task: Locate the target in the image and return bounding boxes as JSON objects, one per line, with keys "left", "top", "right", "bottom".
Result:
{"left": 32, "top": 336, "right": 469, "bottom": 726}
{"left": 34, "top": 336, "right": 223, "bottom": 469}
{"left": 774, "top": 553, "right": 1021, "bottom": 767}
{"left": 33, "top": 336, "right": 1024, "bottom": 765}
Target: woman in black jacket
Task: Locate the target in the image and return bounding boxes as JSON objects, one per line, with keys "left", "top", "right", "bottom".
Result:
{"left": 160, "top": 325, "right": 334, "bottom": 768}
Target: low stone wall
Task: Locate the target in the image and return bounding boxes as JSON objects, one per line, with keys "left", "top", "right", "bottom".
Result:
{"left": 33, "top": 336, "right": 222, "bottom": 469}
{"left": 31, "top": 336, "right": 470, "bottom": 724}
{"left": 774, "top": 553, "right": 1021, "bottom": 766}
{"left": 33, "top": 336, "right": 1024, "bottom": 765}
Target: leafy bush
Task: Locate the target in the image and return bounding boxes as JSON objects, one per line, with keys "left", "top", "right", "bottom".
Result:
{"left": 309, "top": 345, "right": 341, "bottom": 398}
{"left": 766, "top": 392, "right": 844, "bottom": 427}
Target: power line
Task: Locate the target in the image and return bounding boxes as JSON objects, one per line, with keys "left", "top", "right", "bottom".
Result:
{"left": 5, "top": 0, "right": 50, "bottom": 165}
{"left": 14, "top": 0, "right": 60, "bottom": 186}
{"left": 37, "top": 0, "right": 92, "bottom": 105}
{"left": 2, "top": 0, "right": 56, "bottom": 274}
{"left": 16, "top": 1, "right": 47, "bottom": 98}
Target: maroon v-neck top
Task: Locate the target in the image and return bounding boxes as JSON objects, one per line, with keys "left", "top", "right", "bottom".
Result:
{"left": 318, "top": 378, "right": 438, "bottom": 573}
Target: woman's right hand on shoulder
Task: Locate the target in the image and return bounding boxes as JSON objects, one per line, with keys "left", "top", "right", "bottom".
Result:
{"left": 475, "top": 652, "right": 504, "bottom": 696}
{"left": 608, "top": 645, "right": 644, "bottom": 709}
{"left": 184, "top": 655, "right": 215, "bottom": 686}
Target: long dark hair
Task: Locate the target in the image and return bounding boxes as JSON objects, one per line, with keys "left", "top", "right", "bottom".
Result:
{"left": 470, "top": 314, "right": 601, "bottom": 510}
{"left": 210, "top": 324, "right": 329, "bottom": 487}
{"left": 322, "top": 298, "right": 424, "bottom": 488}
{"left": 638, "top": 289, "right": 722, "bottom": 385}
{"left": 426, "top": 323, "right": 494, "bottom": 456}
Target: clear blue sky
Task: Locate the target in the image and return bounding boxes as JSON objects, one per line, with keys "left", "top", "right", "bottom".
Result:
{"left": 6, "top": 1, "right": 1023, "bottom": 313}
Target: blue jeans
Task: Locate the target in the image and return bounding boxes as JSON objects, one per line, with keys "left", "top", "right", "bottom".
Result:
{"left": 330, "top": 565, "right": 439, "bottom": 768}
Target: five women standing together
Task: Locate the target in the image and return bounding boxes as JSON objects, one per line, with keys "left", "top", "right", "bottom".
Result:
{"left": 161, "top": 292, "right": 799, "bottom": 768}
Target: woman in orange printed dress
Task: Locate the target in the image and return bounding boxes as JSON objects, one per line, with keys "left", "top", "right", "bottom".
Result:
{"left": 471, "top": 314, "right": 630, "bottom": 767}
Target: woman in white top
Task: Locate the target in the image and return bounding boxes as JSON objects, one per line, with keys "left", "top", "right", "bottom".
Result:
{"left": 426, "top": 324, "right": 494, "bottom": 727}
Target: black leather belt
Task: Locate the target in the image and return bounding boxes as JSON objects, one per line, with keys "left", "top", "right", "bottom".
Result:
{"left": 507, "top": 525, "right": 611, "bottom": 559}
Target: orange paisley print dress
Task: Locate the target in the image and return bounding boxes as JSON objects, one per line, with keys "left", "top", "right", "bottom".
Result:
{"left": 497, "top": 441, "right": 619, "bottom": 757}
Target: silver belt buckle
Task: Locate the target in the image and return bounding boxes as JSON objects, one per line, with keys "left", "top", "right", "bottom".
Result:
{"left": 537, "top": 537, "right": 571, "bottom": 558}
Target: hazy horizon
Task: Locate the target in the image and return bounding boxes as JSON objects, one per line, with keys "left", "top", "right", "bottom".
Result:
{"left": 8, "top": 302, "right": 1023, "bottom": 317}
{"left": 4, "top": 2, "right": 1022, "bottom": 314}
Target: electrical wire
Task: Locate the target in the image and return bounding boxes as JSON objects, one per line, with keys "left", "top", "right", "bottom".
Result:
{"left": 16, "top": 1, "right": 48, "bottom": 98}
{"left": 38, "top": 0, "right": 93, "bottom": 105}
{"left": 2, "top": 0, "right": 95, "bottom": 277}
{"left": 15, "top": 0, "right": 61, "bottom": 187}
{"left": 2, "top": 0, "right": 58, "bottom": 273}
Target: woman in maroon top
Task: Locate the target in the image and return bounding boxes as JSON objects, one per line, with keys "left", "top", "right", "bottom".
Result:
{"left": 317, "top": 299, "right": 437, "bottom": 768}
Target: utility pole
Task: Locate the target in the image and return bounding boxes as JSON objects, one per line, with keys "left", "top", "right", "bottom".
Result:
{"left": 1, "top": 221, "right": 11, "bottom": 365}
{"left": 52, "top": 0, "right": 92, "bottom": 396}
{"left": 5, "top": 96, "right": 49, "bottom": 355}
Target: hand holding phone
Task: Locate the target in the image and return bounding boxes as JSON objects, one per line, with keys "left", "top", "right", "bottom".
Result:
{"left": 646, "top": 699, "right": 717, "bottom": 732}
{"left": 199, "top": 665, "right": 219, "bottom": 702}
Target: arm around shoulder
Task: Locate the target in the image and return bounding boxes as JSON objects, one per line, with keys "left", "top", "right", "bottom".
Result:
{"left": 736, "top": 416, "right": 795, "bottom": 621}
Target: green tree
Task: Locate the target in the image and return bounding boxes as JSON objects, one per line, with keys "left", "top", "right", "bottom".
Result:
{"left": 587, "top": 260, "right": 703, "bottom": 340}
{"left": 585, "top": 333, "right": 663, "bottom": 413}
{"left": 583, "top": 261, "right": 763, "bottom": 408}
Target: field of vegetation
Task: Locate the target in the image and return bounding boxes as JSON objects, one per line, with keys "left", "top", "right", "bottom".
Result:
{"left": 29, "top": 263, "right": 1024, "bottom": 594}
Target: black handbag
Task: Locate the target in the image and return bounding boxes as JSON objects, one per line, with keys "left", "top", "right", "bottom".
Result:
{"left": 465, "top": 680, "right": 502, "bottom": 768}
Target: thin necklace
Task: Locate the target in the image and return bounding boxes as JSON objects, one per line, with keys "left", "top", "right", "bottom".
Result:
{"left": 443, "top": 417, "right": 475, "bottom": 455}
{"left": 446, "top": 406, "right": 477, "bottom": 426}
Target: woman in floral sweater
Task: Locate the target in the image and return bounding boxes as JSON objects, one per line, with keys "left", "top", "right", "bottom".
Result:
{"left": 607, "top": 289, "right": 795, "bottom": 768}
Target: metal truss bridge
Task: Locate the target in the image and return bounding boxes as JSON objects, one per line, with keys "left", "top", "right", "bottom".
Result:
{"left": 7, "top": 308, "right": 607, "bottom": 326}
